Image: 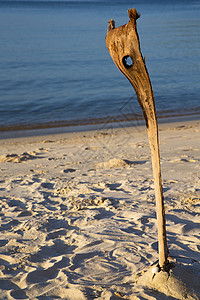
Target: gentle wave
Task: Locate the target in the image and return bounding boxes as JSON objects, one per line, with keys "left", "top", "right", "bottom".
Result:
{"left": 1, "top": 109, "right": 200, "bottom": 133}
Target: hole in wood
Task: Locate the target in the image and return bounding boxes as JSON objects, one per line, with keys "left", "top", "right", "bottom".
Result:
{"left": 122, "top": 55, "right": 133, "bottom": 68}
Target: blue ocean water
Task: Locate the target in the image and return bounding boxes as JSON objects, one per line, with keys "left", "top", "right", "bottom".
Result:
{"left": 0, "top": 0, "right": 200, "bottom": 131}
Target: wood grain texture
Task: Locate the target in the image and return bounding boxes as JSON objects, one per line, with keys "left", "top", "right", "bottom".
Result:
{"left": 106, "top": 8, "right": 168, "bottom": 269}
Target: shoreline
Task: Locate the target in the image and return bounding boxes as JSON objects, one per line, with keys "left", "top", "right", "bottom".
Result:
{"left": 1, "top": 112, "right": 200, "bottom": 140}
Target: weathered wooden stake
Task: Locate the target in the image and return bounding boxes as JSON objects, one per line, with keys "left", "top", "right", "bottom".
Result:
{"left": 106, "top": 8, "right": 168, "bottom": 269}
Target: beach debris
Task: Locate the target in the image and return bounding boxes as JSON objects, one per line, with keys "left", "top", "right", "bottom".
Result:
{"left": 106, "top": 8, "right": 168, "bottom": 269}
{"left": 152, "top": 265, "right": 160, "bottom": 274}
{"left": 151, "top": 265, "right": 160, "bottom": 279}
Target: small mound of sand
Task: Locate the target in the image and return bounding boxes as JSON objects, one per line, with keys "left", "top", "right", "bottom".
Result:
{"left": 0, "top": 152, "right": 37, "bottom": 163}
{"left": 95, "top": 158, "right": 133, "bottom": 169}
{"left": 136, "top": 262, "right": 200, "bottom": 299}
{"left": 68, "top": 196, "right": 110, "bottom": 211}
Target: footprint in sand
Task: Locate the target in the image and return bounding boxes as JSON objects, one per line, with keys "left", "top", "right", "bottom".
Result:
{"left": 18, "top": 210, "right": 32, "bottom": 217}
{"left": 0, "top": 240, "right": 8, "bottom": 247}
{"left": 46, "top": 228, "right": 67, "bottom": 240}
{"left": 26, "top": 257, "right": 69, "bottom": 284}
{"left": 26, "top": 266, "right": 59, "bottom": 284}
{"left": 41, "top": 182, "right": 54, "bottom": 189}
{"left": 120, "top": 226, "right": 143, "bottom": 235}
{"left": 105, "top": 183, "right": 122, "bottom": 190}
{"left": 62, "top": 168, "right": 76, "bottom": 173}
{"left": 0, "top": 219, "right": 21, "bottom": 232}
{"left": 0, "top": 255, "right": 19, "bottom": 275}
{"left": 40, "top": 217, "right": 69, "bottom": 232}
{"left": 0, "top": 279, "right": 19, "bottom": 290}
{"left": 168, "top": 157, "right": 199, "bottom": 163}
{"left": 7, "top": 199, "right": 27, "bottom": 210}
{"left": 10, "top": 289, "right": 28, "bottom": 299}
{"left": 29, "top": 239, "right": 75, "bottom": 263}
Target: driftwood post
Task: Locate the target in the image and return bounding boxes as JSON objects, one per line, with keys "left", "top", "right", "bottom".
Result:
{"left": 106, "top": 9, "right": 168, "bottom": 270}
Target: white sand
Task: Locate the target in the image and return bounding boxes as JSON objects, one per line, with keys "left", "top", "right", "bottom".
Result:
{"left": 0, "top": 120, "right": 200, "bottom": 299}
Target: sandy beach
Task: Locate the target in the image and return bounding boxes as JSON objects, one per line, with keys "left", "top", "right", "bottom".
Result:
{"left": 0, "top": 119, "right": 200, "bottom": 299}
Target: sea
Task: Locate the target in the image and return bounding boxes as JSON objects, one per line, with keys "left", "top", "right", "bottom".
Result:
{"left": 0, "top": 0, "right": 200, "bottom": 135}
